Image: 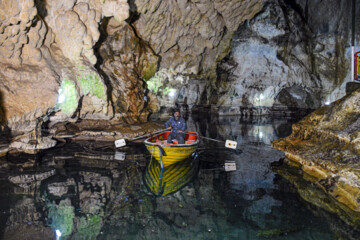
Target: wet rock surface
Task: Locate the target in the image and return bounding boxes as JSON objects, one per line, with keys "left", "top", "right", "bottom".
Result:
{"left": 0, "top": 118, "right": 163, "bottom": 156}
{"left": 273, "top": 88, "right": 360, "bottom": 225}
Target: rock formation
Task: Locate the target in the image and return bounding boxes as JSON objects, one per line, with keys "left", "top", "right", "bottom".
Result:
{"left": 99, "top": 19, "right": 159, "bottom": 123}
{"left": 149, "top": 0, "right": 353, "bottom": 116}
{"left": 0, "top": 0, "right": 130, "bottom": 151}
{"left": 0, "top": 0, "right": 268, "bottom": 152}
{"left": 134, "top": 0, "right": 263, "bottom": 77}
{"left": 273, "top": 87, "right": 360, "bottom": 225}
{"left": 214, "top": 0, "right": 351, "bottom": 115}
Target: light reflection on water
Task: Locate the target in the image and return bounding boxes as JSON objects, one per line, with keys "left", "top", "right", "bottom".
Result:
{"left": 0, "top": 116, "right": 358, "bottom": 239}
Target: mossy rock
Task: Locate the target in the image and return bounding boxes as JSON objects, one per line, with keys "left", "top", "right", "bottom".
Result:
{"left": 47, "top": 199, "right": 75, "bottom": 238}
{"left": 141, "top": 62, "right": 157, "bottom": 81}
{"left": 77, "top": 74, "right": 106, "bottom": 101}
{"left": 56, "top": 78, "right": 79, "bottom": 116}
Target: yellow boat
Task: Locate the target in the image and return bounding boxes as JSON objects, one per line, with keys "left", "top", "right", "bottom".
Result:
{"left": 144, "top": 157, "right": 198, "bottom": 196}
{"left": 144, "top": 131, "right": 199, "bottom": 167}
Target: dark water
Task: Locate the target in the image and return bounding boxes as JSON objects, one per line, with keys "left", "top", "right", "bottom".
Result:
{"left": 0, "top": 116, "right": 358, "bottom": 239}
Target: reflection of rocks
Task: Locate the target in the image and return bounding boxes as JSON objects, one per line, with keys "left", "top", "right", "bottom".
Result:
{"left": 48, "top": 178, "right": 75, "bottom": 197}
{"left": 79, "top": 172, "right": 111, "bottom": 214}
{"left": 0, "top": 115, "right": 358, "bottom": 238}
{"left": 3, "top": 198, "right": 53, "bottom": 240}
{"left": 9, "top": 170, "right": 56, "bottom": 193}
{"left": 224, "top": 146, "right": 284, "bottom": 200}
{"left": 273, "top": 161, "right": 360, "bottom": 234}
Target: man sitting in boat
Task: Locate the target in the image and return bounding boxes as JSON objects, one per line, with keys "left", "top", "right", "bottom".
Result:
{"left": 165, "top": 109, "right": 186, "bottom": 144}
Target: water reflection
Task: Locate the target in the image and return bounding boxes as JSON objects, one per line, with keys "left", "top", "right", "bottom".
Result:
{"left": 144, "top": 157, "right": 198, "bottom": 196}
{"left": 0, "top": 116, "right": 358, "bottom": 239}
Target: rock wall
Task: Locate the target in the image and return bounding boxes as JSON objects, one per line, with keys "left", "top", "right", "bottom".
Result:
{"left": 215, "top": 0, "right": 351, "bottom": 114}
{"left": 0, "top": 0, "right": 268, "bottom": 151}
{"left": 0, "top": 0, "right": 145, "bottom": 151}
{"left": 99, "top": 19, "right": 159, "bottom": 123}
{"left": 134, "top": 0, "right": 263, "bottom": 77}
{"left": 0, "top": 0, "right": 129, "bottom": 128}
{"left": 149, "top": 0, "right": 354, "bottom": 116}
{"left": 272, "top": 87, "right": 360, "bottom": 225}
{"left": 0, "top": 0, "right": 358, "bottom": 152}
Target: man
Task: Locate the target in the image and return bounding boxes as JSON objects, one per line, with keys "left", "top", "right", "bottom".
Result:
{"left": 165, "top": 109, "right": 186, "bottom": 144}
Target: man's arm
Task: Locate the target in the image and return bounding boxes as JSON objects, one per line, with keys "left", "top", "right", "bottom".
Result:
{"left": 165, "top": 117, "right": 173, "bottom": 128}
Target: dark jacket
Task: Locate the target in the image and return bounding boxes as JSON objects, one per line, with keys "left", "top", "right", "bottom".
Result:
{"left": 165, "top": 117, "right": 186, "bottom": 133}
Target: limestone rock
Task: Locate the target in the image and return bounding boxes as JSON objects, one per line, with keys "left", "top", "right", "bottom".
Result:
{"left": 100, "top": 20, "right": 159, "bottom": 122}
{"left": 214, "top": 0, "right": 350, "bottom": 115}
{"left": 272, "top": 88, "right": 360, "bottom": 223}
{"left": 134, "top": 0, "right": 263, "bottom": 76}
{"left": 0, "top": 63, "right": 59, "bottom": 129}
{"left": 0, "top": 0, "right": 40, "bottom": 64}
{"left": 43, "top": 0, "right": 129, "bottom": 64}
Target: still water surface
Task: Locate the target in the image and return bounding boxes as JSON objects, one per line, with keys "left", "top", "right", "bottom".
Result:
{"left": 0, "top": 116, "right": 358, "bottom": 239}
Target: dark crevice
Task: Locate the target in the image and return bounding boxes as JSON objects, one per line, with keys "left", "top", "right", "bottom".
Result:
{"left": 92, "top": 17, "right": 115, "bottom": 117}
{"left": 283, "top": 0, "right": 307, "bottom": 25}
{"left": 127, "top": 0, "right": 141, "bottom": 24}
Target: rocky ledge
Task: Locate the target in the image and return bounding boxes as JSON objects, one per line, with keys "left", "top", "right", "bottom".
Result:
{"left": 272, "top": 87, "right": 360, "bottom": 226}
{"left": 0, "top": 120, "right": 163, "bottom": 156}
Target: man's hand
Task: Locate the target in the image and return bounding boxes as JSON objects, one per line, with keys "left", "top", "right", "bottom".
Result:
{"left": 178, "top": 130, "right": 183, "bottom": 133}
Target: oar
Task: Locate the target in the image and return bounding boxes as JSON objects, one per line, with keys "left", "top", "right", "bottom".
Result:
{"left": 115, "top": 128, "right": 169, "bottom": 148}
{"left": 186, "top": 132, "right": 237, "bottom": 149}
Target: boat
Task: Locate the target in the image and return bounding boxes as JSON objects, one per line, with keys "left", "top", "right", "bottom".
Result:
{"left": 144, "top": 131, "right": 199, "bottom": 167}
{"left": 144, "top": 157, "right": 198, "bottom": 196}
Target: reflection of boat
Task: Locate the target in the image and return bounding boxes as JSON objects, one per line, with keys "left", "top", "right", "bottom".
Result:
{"left": 144, "top": 131, "right": 199, "bottom": 167}
{"left": 144, "top": 157, "right": 198, "bottom": 196}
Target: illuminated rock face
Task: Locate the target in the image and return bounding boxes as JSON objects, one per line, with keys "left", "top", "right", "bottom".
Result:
{"left": 99, "top": 20, "right": 159, "bottom": 123}
{"left": 0, "top": 0, "right": 130, "bottom": 124}
{"left": 213, "top": 0, "right": 351, "bottom": 115}
{"left": 134, "top": 0, "right": 263, "bottom": 77}
{"left": 0, "top": 0, "right": 129, "bottom": 150}
{"left": 0, "top": 0, "right": 356, "bottom": 153}
{"left": 149, "top": 0, "right": 352, "bottom": 116}
{"left": 273, "top": 88, "right": 360, "bottom": 224}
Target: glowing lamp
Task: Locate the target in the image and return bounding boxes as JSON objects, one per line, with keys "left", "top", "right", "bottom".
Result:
{"left": 58, "top": 94, "right": 65, "bottom": 104}
{"left": 259, "top": 131, "right": 263, "bottom": 139}
{"left": 56, "top": 230, "right": 62, "bottom": 237}
{"left": 168, "top": 89, "right": 176, "bottom": 97}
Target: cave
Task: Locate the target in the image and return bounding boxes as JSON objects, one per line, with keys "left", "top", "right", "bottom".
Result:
{"left": 0, "top": 0, "right": 359, "bottom": 239}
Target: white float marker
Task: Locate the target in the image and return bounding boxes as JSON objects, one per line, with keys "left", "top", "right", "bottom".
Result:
{"left": 225, "top": 161, "right": 237, "bottom": 172}
{"left": 115, "top": 139, "right": 126, "bottom": 148}
{"left": 114, "top": 151, "right": 126, "bottom": 161}
{"left": 225, "top": 140, "right": 237, "bottom": 149}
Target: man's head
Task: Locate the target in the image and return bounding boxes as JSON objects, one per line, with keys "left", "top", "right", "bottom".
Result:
{"left": 173, "top": 109, "right": 181, "bottom": 120}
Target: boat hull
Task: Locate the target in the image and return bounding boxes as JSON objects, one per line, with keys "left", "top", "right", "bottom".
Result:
{"left": 144, "top": 131, "right": 198, "bottom": 166}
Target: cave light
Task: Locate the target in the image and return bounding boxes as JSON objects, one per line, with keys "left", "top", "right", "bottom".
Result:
{"left": 168, "top": 89, "right": 176, "bottom": 97}
{"left": 58, "top": 94, "right": 65, "bottom": 104}
{"left": 55, "top": 229, "right": 61, "bottom": 239}
{"left": 325, "top": 101, "right": 330, "bottom": 105}
{"left": 259, "top": 131, "right": 263, "bottom": 139}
